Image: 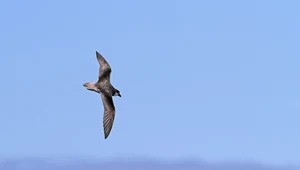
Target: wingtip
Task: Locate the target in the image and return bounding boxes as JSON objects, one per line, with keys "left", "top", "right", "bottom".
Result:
{"left": 104, "top": 133, "right": 109, "bottom": 139}
{"left": 96, "top": 51, "right": 103, "bottom": 59}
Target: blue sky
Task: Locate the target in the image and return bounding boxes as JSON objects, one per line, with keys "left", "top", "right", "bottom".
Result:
{"left": 0, "top": 0, "right": 300, "bottom": 166}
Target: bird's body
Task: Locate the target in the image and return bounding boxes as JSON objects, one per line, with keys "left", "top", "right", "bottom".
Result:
{"left": 83, "top": 51, "right": 121, "bottom": 139}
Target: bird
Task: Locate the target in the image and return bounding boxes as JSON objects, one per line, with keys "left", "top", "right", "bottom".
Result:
{"left": 83, "top": 51, "right": 121, "bottom": 139}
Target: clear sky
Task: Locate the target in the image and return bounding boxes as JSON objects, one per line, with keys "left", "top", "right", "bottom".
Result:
{"left": 0, "top": 0, "right": 300, "bottom": 166}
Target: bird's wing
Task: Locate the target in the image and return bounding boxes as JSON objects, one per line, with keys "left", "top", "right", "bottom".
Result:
{"left": 100, "top": 93, "right": 116, "bottom": 139}
{"left": 96, "top": 51, "right": 112, "bottom": 82}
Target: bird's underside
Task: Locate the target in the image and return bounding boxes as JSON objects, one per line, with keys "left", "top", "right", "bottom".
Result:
{"left": 84, "top": 51, "right": 121, "bottom": 139}
{"left": 96, "top": 52, "right": 116, "bottom": 139}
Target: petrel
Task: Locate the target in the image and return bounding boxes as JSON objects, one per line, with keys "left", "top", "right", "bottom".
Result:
{"left": 83, "top": 51, "right": 121, "bottom": 139}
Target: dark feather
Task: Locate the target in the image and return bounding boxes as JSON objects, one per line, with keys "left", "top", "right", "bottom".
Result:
{"left": 100, "top": 93, "right": 115, "bottom": 139}
{"left": 96, "top": 51, "right": 111, "bottom": 82}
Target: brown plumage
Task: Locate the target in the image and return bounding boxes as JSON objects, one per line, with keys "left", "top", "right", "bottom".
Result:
{"left": 83, "top": 51, "right": 121, "bottom": 139}
{"left": 97, "top": 51, "right": 111, "bottom": 82}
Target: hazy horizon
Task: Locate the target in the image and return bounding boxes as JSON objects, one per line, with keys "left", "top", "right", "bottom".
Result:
{"left": 0, "top": 157, "right": 299, "bottom": 170}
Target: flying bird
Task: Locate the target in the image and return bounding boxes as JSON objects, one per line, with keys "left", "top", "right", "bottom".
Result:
{"left": 83, "top": 51, "right": 121, "bottom": 139}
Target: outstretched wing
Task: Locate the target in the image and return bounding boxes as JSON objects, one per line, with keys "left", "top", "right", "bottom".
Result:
{"left": 96, "top": 51, "right": 112, "bottom": 82}
{"left": 100, "top": 93, "right": 116, "bottom": 139}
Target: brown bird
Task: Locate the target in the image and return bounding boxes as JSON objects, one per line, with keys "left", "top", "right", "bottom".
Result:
{"left": 83, "top": 51, "right": 121, "bottom": 139}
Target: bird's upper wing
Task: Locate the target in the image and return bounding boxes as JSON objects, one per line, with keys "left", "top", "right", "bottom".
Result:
{"left": 100, "top": 93, "right": 116, "bottom": 139}
{"left": 96, "top": 51, "right": 112, "bottom": 82}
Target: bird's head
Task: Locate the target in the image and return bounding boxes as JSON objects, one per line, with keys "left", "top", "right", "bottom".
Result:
{"left": 114, "top": 89, "right": 121, "bottom": 97}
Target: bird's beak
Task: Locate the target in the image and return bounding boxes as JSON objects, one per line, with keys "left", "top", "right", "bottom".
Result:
{"left": 118, "top": 94, "right": 121, "bottom": 97}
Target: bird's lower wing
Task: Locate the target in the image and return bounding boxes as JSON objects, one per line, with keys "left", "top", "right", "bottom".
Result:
{"left": 100, "top": 93, "right": 116, "bottom": 139}
{"left": 103, "top": 109, "right": 115, "bottom": 139}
